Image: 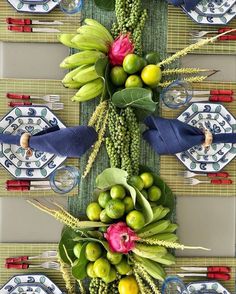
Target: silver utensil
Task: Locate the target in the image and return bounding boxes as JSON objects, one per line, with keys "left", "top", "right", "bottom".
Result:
{"left": 29, "top": 261, "right": 60, "bottom": 270}
{"left": 189, "top": 30, "right": 220, "bottom": 38}
{"left": 29, "top": 94, "right": 60, "bottom": 102}
{"left": 184, "top": 178, "right": 232, "bottom": 185}
{"left": 179, "top": 171, "right": 209, "bottom": 178}
{"left": 39, "top": 102, "right": 64, "bottom": 110}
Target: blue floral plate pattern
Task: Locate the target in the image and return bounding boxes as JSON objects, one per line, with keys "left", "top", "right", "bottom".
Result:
{"left": 187, "top": 281, "right": 230, "bottom": 293}
{"left": 176, "top": 103, "right": 236, "bottom": 172}
{"left": 181, "top": 2, "right": 236, "bottom": 24}
{"left": 0, "top": 274, "right": 64, "bottom": 294}
{"left": 0, "top": 106, "right": 66, "bottom": 179}
{"left": 195, "top": 0, "right": 236, "bottom": 17}
{"left": 7, "top": 0, "right": 58, "bottom": 13}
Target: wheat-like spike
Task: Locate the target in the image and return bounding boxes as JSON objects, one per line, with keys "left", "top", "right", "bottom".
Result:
{"left": 88, "top": 100, "right": 107, "bottom": 127}
{"left": 159, "top": 75, "right": 208, "bottom": 88}
{"left": 28, "top": 200, "right": 79, "bottom": 230}
{"left": 158, "top": 29, "right": 236, "bottom": 67}
{"left": 133, "top": 268, "right": 152, "bottom": 294}
{"left": 162, "top": 68, "right": 214, "bottom": 76}
{"left": 58, "top": 258, "right": 75, "bottom": 294}
{"left": 83, "top": 109, "right": 109, "bottom": 178}
{"left": 138, "top": 239, "right": 210, "bottom": 251}
{"left": 134, "top": 264, "right": 161, "bottom": 294}
{"left": 78, "top": 280, "right": 86, "bottom": 294}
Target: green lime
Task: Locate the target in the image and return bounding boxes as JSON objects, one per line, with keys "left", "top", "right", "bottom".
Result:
{"left": 141, "top": 64, "right": 162, "bottom": 87}
{"left": 98, "top": 191, "right": 112, "bottom": 208}
{"left": 125, "top": 75, "right": 143, "bottom": 88}
{"left": 102, "top": 267, "right": 117, "bottom": 284}
{"left": 110, "top": 66, "right": 128, "bottom": 86}
{"left": 129, "top": 175, "right": 144, "bottom": 191}
{"left": 126, "top": 210, "right": 146, "bottom": 230}
{"left": 73, "top": 243, "right": 83, "bottom": 259}
{"left": 140, "top": 189, "right": 148, "bottom": 199}
{"left": 85, "top": 242, "right": 102, "bottom": 262}
{"left": 107, "top": 250, "right": 123, "bottom": 265}
{"left": 105, "top": 199, "right": 125, "bottom": 219}
{"left": 115, "top": 257, "right": 131, "bottom": 275}
{"left": 100, "top": 209, "right": 113, "bottom": 223}
{"left": 145, "top": 52, "right": 161, "bottom": 64}
{"left": 123, "top": 54, "right": 144, "bottom": 74}
{"left": 110, "top": 184, "right": 126, "bottom": 200}
{"left": 148, "top": 185, "right": 162, "bottom": 201}
{"left": 87, "top": 262, "right": 97, "bottom": 278}
{"left": 93, "top": 257, "right": 111, "bottom": 278}
{"left": 86, "top": 202, "right": 102, "bottom": 221}
{"left": 139, "top": 172, "right": 154, "bottom": 188}
{"left": 123, "top": 196, "right": 134, "bottom": 213}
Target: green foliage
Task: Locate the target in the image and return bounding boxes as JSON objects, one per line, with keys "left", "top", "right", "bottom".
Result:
{"left": 94, "top": 0, "right": 115, "bottom": 11}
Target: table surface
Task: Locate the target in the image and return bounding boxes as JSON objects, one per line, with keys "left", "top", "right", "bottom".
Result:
{"left": 0, "top": 41, "right": 235, "bottom": 256}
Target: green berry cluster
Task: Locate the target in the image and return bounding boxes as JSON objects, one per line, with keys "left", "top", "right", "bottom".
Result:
{"left": 111, "top": 0, "right": 148, "bottom": 55}
{"left": 89, "top": 275, "right": 121, "bottom": 294}
{"left": 106, "top": 102, "right": 140, "bottom": 177}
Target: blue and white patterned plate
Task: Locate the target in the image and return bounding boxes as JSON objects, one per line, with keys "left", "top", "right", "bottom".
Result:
{"left": 181, "top": 2, "right": 236, "bottom": 24}
{"left": 187, "top": 281, "right": 230, "bottom": 293}
{"left": 195, "top": 0, "right": 236, "bottom": 17}
{"left": 0, "top": 274, "right": 64, "bottom": 294}
{"left": 7, "top": 0, "right": 58, "bottom": 13}
{"left": 185, "top": 112, "right": 232, "bottom": 163}
{"left": 0, "top": 106, "right": 66, "bottom": 179}
{"left": 176, "top": 103, "right": 236, "bottom": 172}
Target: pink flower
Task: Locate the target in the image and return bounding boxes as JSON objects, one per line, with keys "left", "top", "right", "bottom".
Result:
{"left": 104, "top": 222, "right": 139, "bottom": 254}
{"left": 108, "top": 34, "right": 134, "bottom": 66}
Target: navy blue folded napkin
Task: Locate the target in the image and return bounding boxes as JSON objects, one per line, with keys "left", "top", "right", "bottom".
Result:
{"left": 0, "top": 125, "right": 97, "bottom": 158}
{"left": 167, "top": 0, "right": 201, "bottom": 11}
{"left": 143, "top": 116, "right": 236, "bottom": 155}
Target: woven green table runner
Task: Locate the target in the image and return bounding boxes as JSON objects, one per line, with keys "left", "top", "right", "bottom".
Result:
{"left": 0, "top": 78, "right": 79, "bottom": 197}
{"left": 0, "top": 243, "right": 72, "bottom": 292}
{"left": 161, "top": 81, "right": 236, "bottom": 197}
{"left": 167, "top": 6, "right": 236, "bottom": 55}
{"left": 0, "top": 2, "right": 81, "bottom": 43}
{"left": 167, "top": 257, "right": 236, "bottom": 293}
{"left": 68, "top": 0, "right": 168, "bottom": 217}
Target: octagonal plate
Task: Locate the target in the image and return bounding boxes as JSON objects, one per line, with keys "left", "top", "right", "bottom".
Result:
{"left": 0, "top": 106, "right": 66, "bottom": 179}
{"left": 195, "top": 0, "right": 236, "bottom": 17}
{"left": 6, "top": 0, "right": 58, "bottom": 13}
{"left": 185, "top": 112, "right": 232, "bottom": 163}
{"left": 0, "top": 274, "right": 63, "bottom": 294}
{"left": 176, "top": 103, "right": 236, "bottom": 172}
{"left": 187, "top": 281, "right": 230, "bottom": 294}
{"left": 181, "top": 2, "right": 236, "bottom": 25}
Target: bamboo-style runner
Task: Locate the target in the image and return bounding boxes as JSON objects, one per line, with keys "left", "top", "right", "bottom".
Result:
{"left": 167, "top": 6, "right": 236, "bottom": 55}
{"left": 160, "top": 81, "right": 236, "bottom": 197}
{"left": 0, "top": 243, "right": 73, "bottom": 292}
{"left": 0, "top": 1, "right": 81, "bottom": 43}
{"left": 167, "top": 257, "right": 236, "bottom": 293}
{"left": 0, "top": 78, "right": 79, "bottom": 197}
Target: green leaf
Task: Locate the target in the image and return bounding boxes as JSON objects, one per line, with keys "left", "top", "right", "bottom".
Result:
{"left": 96, "top": 168, "right": 136, "bottom": 205}
{"left": 95, "top": 56, "right": 108, "bottom": 77}
{"left": 58, "top": 227, "right": 78, "bottom": 265}
{"left": 135, "top": 188, "right": 153, "bottom": 224}
{"left": 112, "top": 88, "right": 157, "bottom": 112}
{"left": 77, "top": 221, "right": 109, "bottom": 228}
{"left": 94, "top": 0, "right": 115, "bottom": 11}
{"left": 71, "top": 243, "right": 88, "bottom": 280}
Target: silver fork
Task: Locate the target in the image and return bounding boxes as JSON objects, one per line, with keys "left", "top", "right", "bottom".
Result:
{"left": 33, "top": 102, "right": 64, "bottom": 110}
{"left": 29, "top": 261, "right": 60, "bottom": 270}
{"left": 6, "top": 250, "right": 58, "bottom": 263}
{"left": 30, "top": 94, "right": 60, "bottom": 102}
{"left": 189, "top": 30, "right": 219, "bottom": 38}
{"left": 179, "top": 171, "right": 208, "bottom": 178}
{"left": 184, "top": 178, "right": 232, "bottom": 185}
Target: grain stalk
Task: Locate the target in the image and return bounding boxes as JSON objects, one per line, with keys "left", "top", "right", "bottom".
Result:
{"left": 134, "top": 263, "right": 161, "bottom": 294}
{"left": 28, "top": 200, "right": 80, "bottom": 230}
{"left": 58, "top": 257, "right": 75, "bottom": 294}
{"left": 83, "top": 108, "right": 109, "bottom": 178}
{"left": 133, "top": 268, "right": 152, "bottom": 294}
{"left": 162, "top": 68, "right": 216, "bottom": 76}
{"left": 137, "top": 239, "right": 210, "bottom": 251}
{"left": 88, "top": 100, "right": 108, "bottom": 128}
{"left": 159, "top": 75, "right": 208, "bottom": 88}
{"left": 158, "top": 29, "right": 236, "bottom": 67}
